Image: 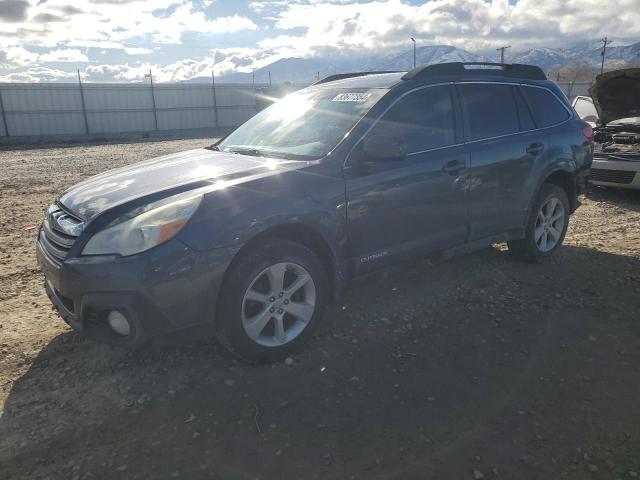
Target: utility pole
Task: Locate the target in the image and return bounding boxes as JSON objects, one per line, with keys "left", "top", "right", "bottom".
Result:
{"left": 251, "top": 68, "right": 256, "bottom": 85}
{"left": 268, "top": 71, "right": 271, "bottom": 86}
{"left": 144, "top": 70, "right": 158, "bottom": 131}
{"left": 77, "top": 69, "right": 89, "bottom": 134}
{"left": 600, "top": 36, "right": 609, "bottom": 75}
{"left": 410, "top": 37, "right": 416, "bottom": 68}
{"left": 211, "top": 69, "right": 219, "bottom": 129}
{"left": 0, "top": 87, "right": 9, "bottom": 137}
{"left": 496, "top": 45, "right": 511, "bottom": 64}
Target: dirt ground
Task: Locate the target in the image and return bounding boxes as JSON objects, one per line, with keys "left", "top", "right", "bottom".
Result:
{"left": 1, "top": 137, "right": 639, "bottom": 480}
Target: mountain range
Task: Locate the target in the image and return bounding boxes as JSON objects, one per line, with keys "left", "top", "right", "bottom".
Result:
{"left": 197, "top": 40, "right": 640, "bottom": 84}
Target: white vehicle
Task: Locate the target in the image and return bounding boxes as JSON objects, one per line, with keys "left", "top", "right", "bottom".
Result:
{"left": 572, "top": 69, "right": 640, "bottom": 190}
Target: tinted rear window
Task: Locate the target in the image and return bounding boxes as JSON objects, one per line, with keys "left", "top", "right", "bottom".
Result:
{"left": 458, "top": 84, "right": 519, "bottom": 140}
{"left": 521, "top": 86, "right": 570, "bottom": 128}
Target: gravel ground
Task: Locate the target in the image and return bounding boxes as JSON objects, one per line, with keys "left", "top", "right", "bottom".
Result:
{"left": 1, "top": 138, "right": 639, "bottom": 480}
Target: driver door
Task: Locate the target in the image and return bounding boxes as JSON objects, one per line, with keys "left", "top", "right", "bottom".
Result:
{"left": 343, "top": 85, "right": 469, "bottom": 274}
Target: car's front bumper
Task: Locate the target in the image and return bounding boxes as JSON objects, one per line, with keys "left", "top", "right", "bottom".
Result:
{"left": 590, "top": 155, "right": 640, "bottom": 189}
{"left": 36, "top": 236, "right": 239, "bottom": 346}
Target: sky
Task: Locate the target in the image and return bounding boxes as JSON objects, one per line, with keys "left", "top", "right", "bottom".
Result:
{"left": 0, "top": 0, "right": 639, "bottom": 83}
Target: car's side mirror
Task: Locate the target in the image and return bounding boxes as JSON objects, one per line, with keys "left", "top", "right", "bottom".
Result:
{"left": 361, "top": 134, "right": 407, "bottom": 162}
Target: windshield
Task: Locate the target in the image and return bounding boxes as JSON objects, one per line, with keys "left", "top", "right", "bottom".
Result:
{"left": 218, "top": 87, "right": 386, "bottom": 159}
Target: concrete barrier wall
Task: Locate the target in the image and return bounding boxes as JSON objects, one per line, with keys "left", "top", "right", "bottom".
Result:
{"left": 0, "top": 82, "right": 264, "bottom": 137}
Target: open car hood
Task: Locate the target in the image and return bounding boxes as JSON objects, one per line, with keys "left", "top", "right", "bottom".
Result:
{"left": 588, "top": 68, "right": 640, "bottom": 125}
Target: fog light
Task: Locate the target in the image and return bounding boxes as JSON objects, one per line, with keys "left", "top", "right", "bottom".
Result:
{"left": 107, "top": 310, "right": 131, "bottom": 336}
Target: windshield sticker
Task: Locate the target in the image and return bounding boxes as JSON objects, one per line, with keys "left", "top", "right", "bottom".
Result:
{"left": 331, "top": 92, "right": 371, "bottom": 102}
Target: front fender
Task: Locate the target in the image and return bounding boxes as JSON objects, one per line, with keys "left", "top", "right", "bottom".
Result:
{"left": 176, "top": 163, "right": 347, "bottom": 257}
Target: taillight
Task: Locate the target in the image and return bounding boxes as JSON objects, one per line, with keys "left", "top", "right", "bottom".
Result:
{"left": 582, "top": 123, "right": 595, "bottom": 143}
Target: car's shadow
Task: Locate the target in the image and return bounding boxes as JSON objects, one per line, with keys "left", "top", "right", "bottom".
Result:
{"left": 2, "top": 244, "right": 640, "bottom": 480}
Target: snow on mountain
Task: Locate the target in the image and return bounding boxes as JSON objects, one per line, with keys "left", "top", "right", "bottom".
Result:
{"left": 377, "top": 45, "right": 490, "bottom": 70}
{"left": 510, "top": 47, "right": 568, "bottom": 72}
{"left": 511, "top": 40, "right": 640, "bottom": 72}
{"left": 187, "top": 45, "right": 491, "bottom": 84}
{"left": 187, "top": 40, "right": 640, "bottom": 84}
{"left": 206, "top": 56, "right": 364, "bottom": 84}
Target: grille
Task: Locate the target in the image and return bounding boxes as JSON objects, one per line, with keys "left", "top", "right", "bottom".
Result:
{"left": 39, "top": 204, "right": 83, "bottom": 263}
{"left": 590, "top": 168, "right": 636, "bottom": 185}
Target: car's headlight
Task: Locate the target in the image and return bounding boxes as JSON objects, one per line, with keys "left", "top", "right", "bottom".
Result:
{"left": 82, "top": 195, "right": 202, "bottom": 256}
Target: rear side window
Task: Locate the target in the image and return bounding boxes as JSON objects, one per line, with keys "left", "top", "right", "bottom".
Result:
{"left": 368, "top": 85, "right": 455, "bottom": 152}
{"left": 521, "top": 86, "right": 570, "bottom": 128}
{"left": 514, "top": 87, "right": 536, "bottom": 131}
{"left": 458, "top": 84, "right": 519, "bottom": 140}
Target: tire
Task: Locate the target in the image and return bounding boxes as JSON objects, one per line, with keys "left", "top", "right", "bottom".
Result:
{"left": 508, "top": 183, "right": 570, "bottom": 262}
{"left": 216, "top": 238, "right": 329, "bottom": 361}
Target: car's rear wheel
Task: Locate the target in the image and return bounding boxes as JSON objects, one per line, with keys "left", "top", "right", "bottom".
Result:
{"left": 217, "top": 238, "right": 329, "bottom": 361}
{"left": 508, "top": 183, "right": 570, "bottom": 261}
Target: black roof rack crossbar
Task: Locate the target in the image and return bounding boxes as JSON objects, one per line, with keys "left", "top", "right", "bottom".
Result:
{"left": 401, "top": 62, "right": 547, "bottom": 81}
{"left": 313, "top": 71, "right": 402, "bottom": 85}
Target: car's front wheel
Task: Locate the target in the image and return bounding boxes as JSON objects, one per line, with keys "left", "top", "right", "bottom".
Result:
{"left": 508, "top": 183, "right": 570, "bottom": 261}
{"left": 217, "top": 238, "right": 329, "bottom": 361}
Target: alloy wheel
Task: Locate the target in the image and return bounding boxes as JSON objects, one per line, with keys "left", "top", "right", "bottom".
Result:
{"left": 534, "top": 196, "right": 565, "bottom": 252}
{"left": 241, "top": 262, "right": 317, "bottom": 347}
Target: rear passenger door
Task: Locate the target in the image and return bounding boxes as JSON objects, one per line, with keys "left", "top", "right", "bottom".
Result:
{"left": 457, "top": 82, "right": 547, "bottom": 240}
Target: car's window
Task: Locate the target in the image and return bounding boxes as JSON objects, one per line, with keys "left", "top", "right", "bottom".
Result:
{"left": 366, "top": 85, "right": 455, "bottom": 153}
{"left": 218, "top": 88, "right": 387, "bottom": 159}
{"left": 514, "top": 87, "right": 536, "bottom": 131}
{"left": 521, "top": 86, "right": 570, "bottom": 128}
{"left": 458, "top": 83, "right": 520, "bottom": 140}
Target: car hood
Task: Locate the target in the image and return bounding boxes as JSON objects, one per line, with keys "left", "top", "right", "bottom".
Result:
{"left": 58, "top": 148, "right": 309, "bottom": 222}
{"left": 588, "top": 68, "right": 640, "bottom": 125}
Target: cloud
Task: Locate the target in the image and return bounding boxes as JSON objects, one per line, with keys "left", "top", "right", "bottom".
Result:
{"left": 158, "top": 58, "right": 211, "bottom": 81}
{"left": 57, "top": 5, "right": 85, "bottom": 15}
{"left": 0, "top": 45, "right": 38, "bottom": 67}
{"left": 84, "top": 63, "right": 150, "bottom": 81}
{"left": 39, "top": 48, "right": 89, "bottom": 62}
{"left": 123, "top": 47, "right": 154, "bottom": 55}
{"left": 33, "top": 12, "right": 66, "bottom": 22}
{"left": 151, "top": 9, "right": 258, "bottom": 44}
{"left": 0, "top": 66, "right": 76, "bottom": 82}
{"left": 0, "top": 0, "right": 639, "bottom": 84}
{"left": 82, "top": 59, "right": 210, "bottom": 82}
{"left": 268, "top": 0, "right": 640, "bottom": 52}
{"left": 0, "top": 0, "right": 257, "bottom": 49}
{"left": 0, "top": 0, "right": 29, "bottom": 22}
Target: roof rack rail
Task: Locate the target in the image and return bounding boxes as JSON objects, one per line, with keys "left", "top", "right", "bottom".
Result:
{"left": 313, "top": 71, "right": 402, "bottom": 85}
{"left": 401, "top": 62, "right": 547, "bottom": 81}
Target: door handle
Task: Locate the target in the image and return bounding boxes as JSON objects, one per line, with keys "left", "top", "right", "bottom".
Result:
{"left": 442, "top": 159, "right": 466, "bottom": 175}
{"left": 526, "top": 142, "right": 544, "bottom": 155}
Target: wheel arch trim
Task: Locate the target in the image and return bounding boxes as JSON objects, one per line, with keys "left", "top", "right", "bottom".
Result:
{"left": 217, "top": 221, "right": 344, "bottom": 323}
